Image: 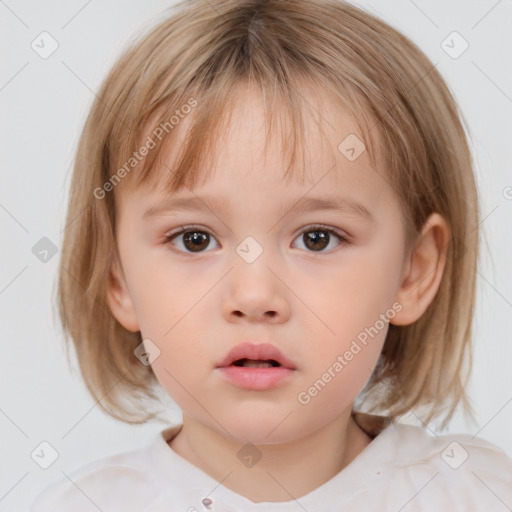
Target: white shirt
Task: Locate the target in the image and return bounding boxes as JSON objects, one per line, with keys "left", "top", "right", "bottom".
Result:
{"left": 29, "top": 414, "right": 512, "bottom": 512}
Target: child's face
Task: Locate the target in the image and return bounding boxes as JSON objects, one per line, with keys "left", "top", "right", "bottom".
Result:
{"left": 110, "top": 87, "right": 409, "bottom": 444}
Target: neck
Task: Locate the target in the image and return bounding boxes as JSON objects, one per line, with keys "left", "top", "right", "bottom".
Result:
{"left": 169, "top": 409, "right": 372, "bottom": 503}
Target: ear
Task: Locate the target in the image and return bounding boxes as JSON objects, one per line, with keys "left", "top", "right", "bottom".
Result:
{"left": 106, "top": 255, "right": 140, "bottom": 332}
{"left": 390, "top": 213, "right": 451, "bottom": 326}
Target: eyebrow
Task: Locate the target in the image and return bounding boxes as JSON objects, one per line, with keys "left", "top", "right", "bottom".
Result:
{"left": 143, "top": 194, "right": 374, "bottom": 224}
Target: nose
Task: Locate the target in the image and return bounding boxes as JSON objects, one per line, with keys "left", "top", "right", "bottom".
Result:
{"left": 222, "top": 254, "right": 291, "bottom": 324}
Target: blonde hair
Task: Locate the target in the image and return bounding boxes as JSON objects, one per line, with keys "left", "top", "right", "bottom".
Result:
{"left": 58, "top": 0, "right": 479, "bottom": 427}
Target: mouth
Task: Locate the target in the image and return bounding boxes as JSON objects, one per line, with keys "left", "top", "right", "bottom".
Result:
{"left": 216, "top": 342, "right": 296, "bottom": 391}
{"left": 231, "top": 358, "right": 282, "bottom": 368}
{"left": 216, "top": 342, "right": 297, "bottom": 370}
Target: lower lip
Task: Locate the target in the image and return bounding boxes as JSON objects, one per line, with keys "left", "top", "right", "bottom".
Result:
{"left": 217, "top": 366, "right": 295, "bottom": 390}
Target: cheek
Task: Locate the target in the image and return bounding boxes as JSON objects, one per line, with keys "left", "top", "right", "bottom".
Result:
{"left": 147, "top": 327, "right": 209, "bottom": 410}
{"left": 293, "top": 242, "right": 400, "bottom": 391}
{"left": 295, "top": 323, "right": 387, "bottom": 429}
{"left": 297, "top": 249, "right": 401, "bottom": 341}
{"left": 122, "top": 247, "right": 198, "bottom": 334}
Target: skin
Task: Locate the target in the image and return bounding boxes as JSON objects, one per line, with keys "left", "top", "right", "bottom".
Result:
{"left": 107, "top": 85, "right": 450, "bottom": 503}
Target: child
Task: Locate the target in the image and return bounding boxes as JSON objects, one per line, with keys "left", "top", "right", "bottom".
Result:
{"left": 31, "top": 0, "right": 512, "bottom": 510}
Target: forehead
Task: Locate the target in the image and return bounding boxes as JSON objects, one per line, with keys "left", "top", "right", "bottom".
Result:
{"left": 116, "top": 85, "right": 397, "bottom": 234}
{"left": 132, "top": 82, "right": 384, "bottom": 197}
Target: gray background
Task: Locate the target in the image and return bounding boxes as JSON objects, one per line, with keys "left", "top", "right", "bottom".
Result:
{"left": 1, "top": 0, "right": 511, "bottom": 510}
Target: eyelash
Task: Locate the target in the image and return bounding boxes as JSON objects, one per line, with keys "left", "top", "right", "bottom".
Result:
{"left": 164, "top": 224, "right": 349, "bottom": 254}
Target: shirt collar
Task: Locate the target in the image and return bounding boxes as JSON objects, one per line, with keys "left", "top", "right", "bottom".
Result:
{"left": 147, "top": 413, "right": 397, "bottom": 511}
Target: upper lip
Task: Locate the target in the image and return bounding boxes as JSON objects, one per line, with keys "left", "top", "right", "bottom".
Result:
{"left": 216, "top": 342, "right": 297, "bottom": 369}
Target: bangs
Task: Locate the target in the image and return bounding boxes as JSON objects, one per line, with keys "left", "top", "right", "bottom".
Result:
{"left": 108, "top": 57, "right": 380, "bottom": 200}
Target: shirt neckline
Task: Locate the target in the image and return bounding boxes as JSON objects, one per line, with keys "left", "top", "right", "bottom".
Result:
{"left": 148, "top": 413, "right": 397, "bottom": 510}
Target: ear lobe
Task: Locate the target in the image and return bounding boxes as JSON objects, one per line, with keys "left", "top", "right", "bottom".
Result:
{"left": 106, "top": 257, "right": 140, "bottom": 332}
{"left": 390, "top": 213, "right": 450, "bottom": 326}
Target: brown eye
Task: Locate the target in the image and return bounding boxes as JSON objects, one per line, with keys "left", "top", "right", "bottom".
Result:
{"left": 304, "top": 230, "right": 330, "bottom": 251}
{"left": 182, "top": 231, "right": 210, "bottom": 252}
{"left": 165, "top": 226, "right": 220, "bottom": 253}
{"left": 293, "top": 226, "right": 348, "bottom": 253}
